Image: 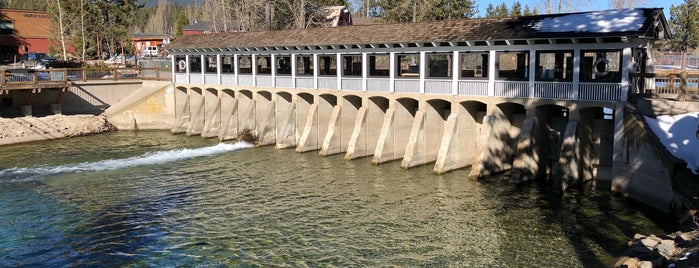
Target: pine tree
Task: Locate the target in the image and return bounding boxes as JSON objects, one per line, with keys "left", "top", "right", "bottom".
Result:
{"left": 485, "top": 3, "right": 495, "bottom": 17}
{"left": 510, "top": 1, "right": 522, "bottom": 17}
{"left": 670, "top": 0, "right": 699, "bottom": 70}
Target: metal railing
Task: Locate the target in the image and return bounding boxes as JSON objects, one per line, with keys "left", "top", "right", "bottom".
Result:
{"left": 0, "top": 67, "right": 172, "bottom": 88}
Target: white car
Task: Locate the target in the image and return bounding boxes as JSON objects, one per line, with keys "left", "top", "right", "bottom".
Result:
{"left": 141, "top": 46, "right": 159, "bottom": 57}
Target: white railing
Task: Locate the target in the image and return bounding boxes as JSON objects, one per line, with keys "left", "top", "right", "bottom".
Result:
{"left": 296, "top": 76, "right": 314, "bottom": 88}
{"left": 204, "top": 74, "right": 218, "bottom": 85}
{"left": 175, "top": 73, "right": 187, "bottom": 83}
{"left": 534, "top": 82, "right": 574, "bottom": 99}
{"left": 341, "top": 77, "right": 363, "bottom": 91}
{"left": 222, "top": 74, "right": 236, "bottom": 85}
{"left": 256, "top": 75, "right": 274, "bottom": 87}
{"left": 494, "top": 81, "right": 529, "bottom": 97}
{"left": 318, "top": 77, "right": 337, "bottom": 90}
{"left": 275, "top": 76, "right": 293, "bottom": 88}
{"left": 458, "top": 80, "right": 488, "bottom": 96}
{"left": 395, "top": 79, "right": 420, "bottom": 93}
{"left": 425, "top": 79, "right": 452, "bottom": 95}
{"left": 579, "top": 83, "right": 622, "bottom": 101}
{"left": 189, "top": 74, "right": 203, "bottom": 84}
{"left": 367, "top": 78, "right": 390, "bottom": 92}
{"left": 238, "top": 75, "right": 253, "bottom": 86}
{"left": 174, "top": 72, "right": 630, "bottom": 102}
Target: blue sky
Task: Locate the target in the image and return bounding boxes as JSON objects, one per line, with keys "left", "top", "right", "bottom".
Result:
{"left": 475, "top": 0, "right": 683, "bottom": 17}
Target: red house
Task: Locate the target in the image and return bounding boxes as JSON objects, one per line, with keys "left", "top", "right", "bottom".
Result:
{"left": 0, "top": 9, "right": 74, "bottom": 63}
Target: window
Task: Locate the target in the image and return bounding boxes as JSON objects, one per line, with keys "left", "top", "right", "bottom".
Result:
{"left": 0, "top": 20, "right": 13, "bottom": 35}
{"left": 238, "top": 56, "right": 252, "bottom": 74}
{"left": 175, "top": 56, "right": 187, "bottom": 73}
{"left": 343, "top": 55, "right": 362, "bottom": 76}
{"left": 257, "top": 56, "right": 271, "bottom": 74}
{"left": 205, "top": 55, "right": 217, "bottom": 73}
{"left": 296, "top": 55, "right": 313, "bottom": 76}
{"left": 369, "top": 54, "right": 389, "bottom": 77}
{"left": 535, "top": 51, "right": 572, "bottom": 82}
{"left": 276, "top": 56, "right": 291, "bottom": 75}
{"left": 461, "top": 52, "right": 488, "bottom": 79}
{"left": 497, "top": 51, "right": 529, "bottom": 81}
{"left": 189, "top": 56, "right": 201, "bottom": 73}
{"left": 428, "top": 53, "right": 451, "bottom": 78}
{"left": 318, "top": 55, "right": 336, "bottom": 76}
{"left": 222, "top": 56, "right": 234, "bottom": 73}
{"left": 580, "top": 50, "right": 621, "bottom": 83}
{"left": 397, "top": 54, "right": 419, "bottom": 78}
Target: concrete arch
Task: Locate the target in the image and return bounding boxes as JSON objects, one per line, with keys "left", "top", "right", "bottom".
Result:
{"left": 433, "top": 100, "right": 488, "bottom": 174}
{"left": 186, "top": 87, "right": 205, "bottom": 136}
{"left": 345, "top": 96, "right": 389, "bottom": 160}
{"left": 401, "top": 98, "right": 451, "bottom": 168}
{"left": 372, "top": 97, "right": 418, "bottom": 164}
{"left": 469, "top": 102, "right": 526, "bottom": 179}
{"left": 255, "top": 90, "right": 276, "bottom": 145}
{"left": 298, "top": 93, "right": 336, "bottom": 152}
{"left": 171, "top": 86, "right": 190, "bottom": 134}
{"left": 201, "top": 87, "right": 222, "bottom": 138}
{"left": 275, "top": 91, "right": 296, "bottom": 148}
{"left": 320, "top": 94, "right": 362, "bottom": 156}
{"left": 219, "top": 88, "right": 239, "bottom": 141}
{"left": 579, "top": 106, "right": 615, "bottom": 186}
{"left": 236, "top": 89, "right": 255, "bottom": 134}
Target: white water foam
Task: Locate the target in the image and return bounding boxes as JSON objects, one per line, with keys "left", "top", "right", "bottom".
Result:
{"left": 0, "top": 142, "right": 252, "bottom": 181}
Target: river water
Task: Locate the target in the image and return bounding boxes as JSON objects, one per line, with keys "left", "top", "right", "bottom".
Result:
{"left": 0, "top": 131, "right": 672, "bottom": 267}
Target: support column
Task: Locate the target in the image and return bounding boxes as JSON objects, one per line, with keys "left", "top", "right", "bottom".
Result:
{"left": 362, "top": 53, "right": 368, "bottom": 92}
{"left": 452, "top": 51, "right": 459, "bottom": 95}
{"left": 488, "top": 50, "right": 496, "bottom": 96}
{"left": 186, "top": 88, "right": 205, "bottom": 136}
{"left": 389, "top": 52, "right": 396, "bottom": 93}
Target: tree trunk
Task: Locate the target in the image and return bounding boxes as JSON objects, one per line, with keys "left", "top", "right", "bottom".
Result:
{"left": 57, "top": 0, "right": 68, "bottom": 61}
{"left": 682, "top": 51, "right": 688, "bottom": 70}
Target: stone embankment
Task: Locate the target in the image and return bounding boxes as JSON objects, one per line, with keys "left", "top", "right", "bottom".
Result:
{"left": 0, "top": 114, "right": 115, "bottom": 145}
{"left": 615, "top": 219, "right": 699, "bottom": 268}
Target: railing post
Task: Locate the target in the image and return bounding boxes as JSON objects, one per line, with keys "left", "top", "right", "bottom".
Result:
{"left": 156, "top": 66, "right": 160, "bottom": 81}
{"left": 1, "top": 69, "right": 5, "bottom": 86}
{"left": 113, "top": 68, "right": 118, "bottom": 81}
{"left": 83, "top": 68, "right": 87, "bottom": 82}
{"left": 33, "top": 71, "right": 38, "bottom": 84}
{"left": 63, "top": 69, "right": 67, "bottom": 82}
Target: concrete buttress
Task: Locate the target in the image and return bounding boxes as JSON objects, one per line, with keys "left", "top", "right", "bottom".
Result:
{"left": 186, "top": 88, "right": 205, "bottom": 136}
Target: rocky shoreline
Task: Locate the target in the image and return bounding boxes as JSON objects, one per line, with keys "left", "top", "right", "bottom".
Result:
{"left": 0, "top": 114, "right": 115, "bottom": 146}
{"left": 614, "top": 224, "right": 699, "bottom": 268}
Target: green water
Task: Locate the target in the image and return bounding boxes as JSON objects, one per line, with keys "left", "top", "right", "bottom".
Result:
{"left": 0, "top": 131, "right": 672, "bottom": 267}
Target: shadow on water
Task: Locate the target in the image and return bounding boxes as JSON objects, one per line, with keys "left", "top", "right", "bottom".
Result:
{"left": 482, "top": 174, "right": 676, "bottom": 267}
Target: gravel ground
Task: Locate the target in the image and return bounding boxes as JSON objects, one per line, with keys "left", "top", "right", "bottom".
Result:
{"left": 0, "top": 114, "right": 115, "bottom": 145}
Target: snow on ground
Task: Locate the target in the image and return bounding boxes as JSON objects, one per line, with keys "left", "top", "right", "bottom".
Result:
{"left": 645, "top": 112, "right": 699, "bottom": 174}
{"left": 533, "top": 9, "right": 645, "bottom": 33}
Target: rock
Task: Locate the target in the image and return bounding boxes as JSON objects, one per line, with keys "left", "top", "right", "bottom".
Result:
{"left": 658, "top": 240, "right": 678, "bottom": 259}
{"left": 622, "top": 257, "right": 640, "bottom": 268}
{"left": 640, "top": 238, "right": 659, "bottom": 249}
{"left": 637, "top": 260, "right": 653, "bottom": 268}
{"left": 614, "top": 256, "right": 630, "bottom": 268}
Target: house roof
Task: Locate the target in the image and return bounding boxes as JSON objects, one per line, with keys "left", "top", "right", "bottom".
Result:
{"left": 183, "top": 20, "right": 214, "bottom": 32}
{"left": 165, "top": 8, "right": 668, "bottom": 52}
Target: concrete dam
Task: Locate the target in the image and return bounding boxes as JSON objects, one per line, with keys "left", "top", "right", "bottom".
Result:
{"left": 58, "top": 8, "right": 699, "bottom": 217}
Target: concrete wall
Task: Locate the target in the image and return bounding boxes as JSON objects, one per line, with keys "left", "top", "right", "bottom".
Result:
{"left": 100, "top": 82, "right": 699, "bottom": 214}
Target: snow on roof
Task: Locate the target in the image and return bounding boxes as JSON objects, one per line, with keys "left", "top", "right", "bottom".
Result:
{"left": 533, "top": 9, "right": 646, "bottom": 33}
{"left": 645, "top": 112, "right": 699, "bottom": 174}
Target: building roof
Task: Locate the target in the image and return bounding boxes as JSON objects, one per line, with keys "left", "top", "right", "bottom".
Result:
{"left": 165, "top": 8, "right": 669, "bottom": 52}
{"left": 183, "top": 20, "right": 214, "bottom": 32}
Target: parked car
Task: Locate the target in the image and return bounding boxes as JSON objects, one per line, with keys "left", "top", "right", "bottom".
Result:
{"left": 141, "top": 46, "right": 159, "bottom": 57}
{"left": 19, "top": 52, "right": 57, "bottom": 69}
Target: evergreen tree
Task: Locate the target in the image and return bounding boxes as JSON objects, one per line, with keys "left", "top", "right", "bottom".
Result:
{"left": 485, "top": 3, "right": 495, "bottom": 17}
{"left": 670, "top": 0, "right": 699, "bottom": 70}
{"left": 510, "top": 1, "right": 522, "bottom": 17}
{"left": 376, "top": 0, "right": 476, "bottom": 23}
{"left": 495, "top": 2, "right": 508, "bottom": 17}
{"left": 523, "top": 5, "right": 532, "bottom": 16}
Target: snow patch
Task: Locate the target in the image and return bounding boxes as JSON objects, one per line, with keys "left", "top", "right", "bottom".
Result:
{"left": 533, "top": 9, "right": 645, "bottom": 33}
{"left": 645, "top": 112, "right": 699, "bottom": 174}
